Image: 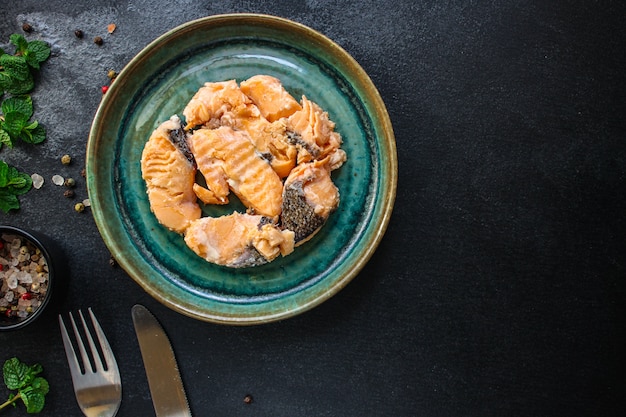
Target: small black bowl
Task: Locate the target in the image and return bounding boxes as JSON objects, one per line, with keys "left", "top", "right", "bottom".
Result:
{"left": 0, "top": 226, "right": 60, "bottom": 331}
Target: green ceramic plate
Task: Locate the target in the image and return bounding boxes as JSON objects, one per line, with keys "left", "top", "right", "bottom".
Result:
{"left": 87, "top": 14, "right": 396, "bottom": 325}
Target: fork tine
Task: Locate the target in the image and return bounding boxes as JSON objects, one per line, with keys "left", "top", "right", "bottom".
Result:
{"left": 69, "top": 310, "right": 93, "bottom": 373}
{"left": 78, "top": 309, "right": 106, "bottom": 373}
{"left": 87, "top": 308, "right": 119, "bottom": 375}
{"left": 58, "top": 314, "right": 83, "bottom": 377}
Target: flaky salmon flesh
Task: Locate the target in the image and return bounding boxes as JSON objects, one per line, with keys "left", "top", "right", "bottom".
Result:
{"left": 140, "top": 116, "right": 201, "bottom": 234}
{"left": 140, "top": 75, "right": 346, "bottom": 268}
{"left": 189, "top": 126, "right": 283, "bottom": 218}
{"left": 184, "top": 212, "right": 294, "bottom": 268}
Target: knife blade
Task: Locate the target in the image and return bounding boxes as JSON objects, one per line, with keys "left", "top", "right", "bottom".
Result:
{"left": 132, "top": 304, "right": 193, "bottom": 417}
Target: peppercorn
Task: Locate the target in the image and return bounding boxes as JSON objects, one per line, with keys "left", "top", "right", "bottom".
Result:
{"left": 81, "top": 168, "right": 86, "bottom": 178}
{"left": 22, "top": 23, "right": 33, "bottom": 33}
{"left": 61, "top": 154, "right": 72, "bottom": 165}
{"left": 75, "top": 29, "right": 84, "bottom": 38}
{"left": 243, "top": 394, "right": 253, "bottom": 404}
{"left": 109, "top": 256, "right": 117, "bottom": 267}
{"left": 74, "top": 202, "right": 85, "bottom": 212}
{"left": 94, "top": 36, "right": 103, "bottom": 46}
{"left": 102, "top": 85, "right": 109, "bottom": 94}
{"left": 64, "top": 189, "right": 75, "bottom": 198}
{"left": 107, "top": 69, "right": 117, "bottom": 79}
{"left": 64, "top": 178, "right": 76, "bottom": 188}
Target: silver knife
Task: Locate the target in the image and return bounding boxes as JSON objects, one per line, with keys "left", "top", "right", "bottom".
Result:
{"left": 132, "top": 304, "right": 193, "bottom": 417}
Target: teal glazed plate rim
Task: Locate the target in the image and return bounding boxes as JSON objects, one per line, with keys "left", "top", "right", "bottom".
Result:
{"left": 87, "top": 14, "right": 397, "bottom": 325}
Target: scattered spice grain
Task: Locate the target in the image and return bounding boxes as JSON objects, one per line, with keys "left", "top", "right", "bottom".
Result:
{"left": 94, "top": 36, "right": 103, "bottom": 46}
{"left": 74, "top": 29, "right": 84, "bottom": 38}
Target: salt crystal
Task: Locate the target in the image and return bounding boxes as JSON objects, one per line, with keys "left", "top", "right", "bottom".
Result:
{"left": 31, "top": 173, "right": 44, "bottom": 189}
{"left": 52, "top": 174, "right": 64, "bottom": 186}
{"left": 4, "top": 291, "right": 14, "bottom": 301}
{"left": 7, "top": 276, "right": 18, "bottom": 289}
{"left": 83, "top": 198, "right": 91, "bottom": 207}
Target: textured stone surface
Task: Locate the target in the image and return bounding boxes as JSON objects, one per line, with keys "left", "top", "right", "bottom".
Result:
{"left": 1, "top": 1, "right": 625, "bottom": 416}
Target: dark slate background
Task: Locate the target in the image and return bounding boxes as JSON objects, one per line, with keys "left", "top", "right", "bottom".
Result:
{"left": 1, "top": 1, "right": 624, "bottom": 416}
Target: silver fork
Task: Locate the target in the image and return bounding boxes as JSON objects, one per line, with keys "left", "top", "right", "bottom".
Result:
{"left": 59, "top": 308, "right": 122, "bottom": 417}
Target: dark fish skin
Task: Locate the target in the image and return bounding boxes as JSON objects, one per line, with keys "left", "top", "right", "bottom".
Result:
{"left": 286, "top": 130, "right": 320, "bottom": 159}
{"left": 230, "top": 246, "right": 269, "bottom": 268}
{"left": 229, "top": 217, "right": 280, "bottom": 267}
{"left": 167, "top": 117, "right": 195, "bottom": 166}
{"left": 281, "top": 183, "right": 325, "bottom": 243}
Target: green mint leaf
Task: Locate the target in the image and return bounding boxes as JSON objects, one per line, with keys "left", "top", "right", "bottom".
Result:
{"left": 0, "top": 72, "right": 13, "bottom": 92}
{"left": 19, "top": 123, "right": 45, "bottom": 145}
{"left": 9, "top": 34, "right": 29, "bottom": 54}
{"left": 0, "top": 163, "right": 32, "bottom": 212}
{"left": 9, "top": 172, "right": 33, "bottom": 193}
{"left": 0, "top": 160, "right": 8, "bottom": 186}
{"left": 1, "top": 95, "right": 33, "bottom": 119}
{"left": 2, "top": 111, "right": 28, "bottom": 138}
{"left": 2, "top": 358, "right": 31, "bottom": 390}
{"left": 21, "top": 386, "right": 47, "bottom": 414}
{"left": 0, "top": 189, "right": 20, "bottom": 213}
{"left": 0, "top": 55, "right": 30, "bottom": 81}
{"left": 26, "top": 124, "right": 46, "bottom": 144}
{"left": 30, "top": 377, "right": 49, "bottom": 395}
{"left": 20, "top": 376, "right": 49, "bottom": 413}
{"left": 2, "top": 71, "right": 34, "bottom": 95}
{"left": 0, "top": 129, "right": 13, "bottom": 148}
{"left": 26, "top": 41, "right": 51, "bottom": 66}
{"left": 24, "top": 53, "right": 40, "bottom": 70}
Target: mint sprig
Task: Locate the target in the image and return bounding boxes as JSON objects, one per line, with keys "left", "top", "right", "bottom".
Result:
{"left": 0, "top": 160, "right": 33, "bottom": 213}
{"left": 0, "top": 34, "right": 50, "bottom": 149}
{"left": 0, "top": 357, "right": 49, "bottom": 414}
{"left": 0, "top": 95, "right": 46, "bottom": 147}
{"left": 0, "top": 34, "right": 49, "bottom": 96}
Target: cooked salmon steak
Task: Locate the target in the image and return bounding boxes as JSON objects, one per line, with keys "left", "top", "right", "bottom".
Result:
{"left": 281, "top": 157, "right": 340, "bottom": 245}
{"left": 189, "top": 126, "right": 283, "bottom": 218}
{"left": 140, "top": 116, "right": 201, "bottom": 234}
{"left": 240, "top": 74, "right": 302, "bottom": 122}
{"left": 184, "top": 213, "right": 295, "bottom": 268}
